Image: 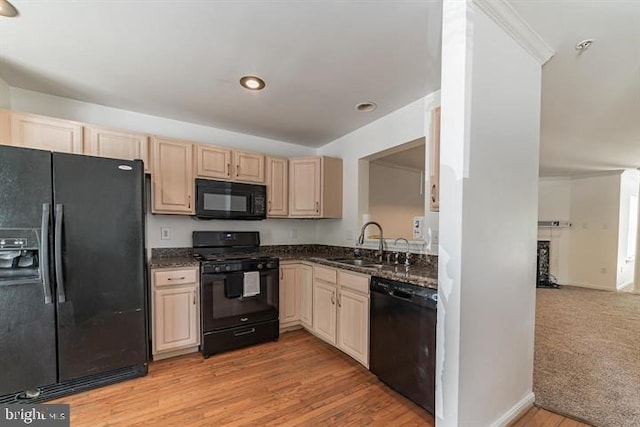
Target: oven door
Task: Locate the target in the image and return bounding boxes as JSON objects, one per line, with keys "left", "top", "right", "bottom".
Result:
{"left": 195, "top": 179, "right": 266, "bottom": 220}
{"left": 201, "top": 268, "right": 279, "bottom": 332}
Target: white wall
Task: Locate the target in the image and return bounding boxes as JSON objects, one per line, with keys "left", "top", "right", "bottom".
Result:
{"left": 368, "top": 162, "right": 425, "bottom": 240}
{"left": 538, "top": 179, "right": 571, "bottom": 220}
{"left": 568, "top": 173, "right": 621, "bottom": 291}
{"left": 438, "top": 2, "right": 541, "bottom": 425}
{"left": 317, "top": 92, "right": 441, "bottom": 254}
{"left": 10, "top": 88, "right": 318, "bottom": 253}
{"left": 0, "top": 77, "right": 11, "bottom": 109}
{"left": 617, "top": 169, "right": 639, "bottom": 288}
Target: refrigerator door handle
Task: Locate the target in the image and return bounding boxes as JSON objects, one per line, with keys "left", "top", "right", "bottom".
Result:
{"left": 55, "top": 204, "right": 66, "bottom": 303}
{"left": 40, "top": 203, "right": 52, "bottom": 304}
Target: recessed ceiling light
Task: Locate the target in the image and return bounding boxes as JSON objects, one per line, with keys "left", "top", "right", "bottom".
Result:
{"left": 356, "top": 102, "right": 377, "bottom": 112}
{"left": 575, "top": 39, "right": 595, "bottom": 51}
{"left": 0, "top": 0, "right": 18, "bottom": 17}
{"left": 240, "top": 76, "right": 266, "bottom": 91}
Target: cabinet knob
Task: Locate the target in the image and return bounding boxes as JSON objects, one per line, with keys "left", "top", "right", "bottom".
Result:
{"left": 331, "top": 291, "right": 335, "bottom": 305}
{"left": 315, "top": 201, "right": 319, "bottom": 213}
{"left": 431, "top": 184, "right": 437, "bottom": 203}
{"left": 236, "top": 164, "right": 240, "bottom": 177}
{"left": 227, "top": 163, "right": 231, "bottom": 177}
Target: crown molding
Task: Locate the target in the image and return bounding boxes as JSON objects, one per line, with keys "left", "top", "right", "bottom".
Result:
{"left": 472, "top": 0, "right": 555, "bottom": 65}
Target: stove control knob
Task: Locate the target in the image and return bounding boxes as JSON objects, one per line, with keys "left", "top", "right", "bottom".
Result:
{"left": 257, "top": 264, "right": 264, "bottom": 269}
{"left": 225, "top": 265, "right": 231, "bottom": 272}
{"left": 214, "top": 266, "right": 221, "bottom": 273}
{"left": 267, "top": 262, "right": 276, "bottom": 269}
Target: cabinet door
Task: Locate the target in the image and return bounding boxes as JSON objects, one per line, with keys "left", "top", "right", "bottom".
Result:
{"left": 153, "top": 285, "right": 199, "bottom": 353}
{"left": 195, "top": 144, "right": 232, "bottom": 180}
{"left": 299, "top": 265, "right": 313, "bottom": 329}
{"left": 84, "top": 126, "right": 150, "bottom": 173}
{"left": 279, "top": 265, "right": 300, "bottom": 325}
{"left": 313, "top": 280, "right": 337, "bottom": 345}
{"left": 429, "top": 107, "right": 441, "bottom": 212}
{"left": 289, "top": 157, "right": 321, "bottom": 217}
{"left": 266, "top": 156, "right": 288, "bottom": 217}
{"left": 337, "top": 288, "right": 369, "bottom": 367}
{"left": 9, "top": 111, "right": 83, "bottom": 154}
{"left": 234, "top": 150, "right": 265, "bottom": 183}
{"left": 0, "top": 109, "right": 11, "bottom": 146}
{"left": 152, "top": 137, "right": 194, "bottom": 214}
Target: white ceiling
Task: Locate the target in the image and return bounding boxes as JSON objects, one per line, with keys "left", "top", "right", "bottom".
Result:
{"left": 372, "top": 143, "right": 425, "bottom": 171}
{"left": 510, "top": 0, "right": 640, "bottom": 177}
{"left": 0, "top": 0, "right": 442, "bottom": 147}
{"left": 1, "top": 1, "right": 637, "bottom": 177}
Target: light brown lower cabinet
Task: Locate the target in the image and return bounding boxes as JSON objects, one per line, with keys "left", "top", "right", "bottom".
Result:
{"left": 279, "top": 263, "right": 313, "bottom": 331}
{"left": 310, "top": 265, "right": 370, "bottom": 368}
{"left": 151, "top": 267, "right": 200, "bottom": 360}
{"left": 279, "top": 265, "right": 300, "bottom": 329}
{"left": 298, "top": 265, "right": 313, "bottom": 329}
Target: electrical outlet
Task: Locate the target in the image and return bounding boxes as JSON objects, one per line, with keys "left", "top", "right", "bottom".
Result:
{"left": 431, "top": 230, "right": 439, "bottom": 245}
{"left": 160, "top": 227, "right": 171, "bottom": 240}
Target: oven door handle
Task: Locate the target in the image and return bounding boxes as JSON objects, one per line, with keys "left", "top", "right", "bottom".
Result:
{"left": 233, "top": 328, "right": 256, "bottom": 337}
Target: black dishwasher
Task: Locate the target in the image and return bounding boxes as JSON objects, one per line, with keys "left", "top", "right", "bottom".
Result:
{"left": 369, "top": 276, "right": 437, "bottom": 414}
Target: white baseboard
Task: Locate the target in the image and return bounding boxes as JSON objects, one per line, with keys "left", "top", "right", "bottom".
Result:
{"left": 490, "top": 392, "right": 535, "bottom": 427}
{"left": 566, "top": 281, "right": 615, "bottom": 292}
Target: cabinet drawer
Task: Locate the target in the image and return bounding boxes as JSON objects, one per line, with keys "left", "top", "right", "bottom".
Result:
{"left": 314, "top": 265, "right": 337, "bottom": 284}
{"left": 338, "top": 271, "right": 369, "bottom": 294}
{"left": 154, "top": 268, "right": 197, "bottom": 287}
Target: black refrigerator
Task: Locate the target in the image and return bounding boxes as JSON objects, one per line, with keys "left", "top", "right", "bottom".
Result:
{"left": 0, "top": 145, "right": 148, "bottom": 402}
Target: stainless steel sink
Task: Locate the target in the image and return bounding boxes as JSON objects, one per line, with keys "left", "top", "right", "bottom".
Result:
{"left": 327, "top": 258, "right": 385, "bottom": 268}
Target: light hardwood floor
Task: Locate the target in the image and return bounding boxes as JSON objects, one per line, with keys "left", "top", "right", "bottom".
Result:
{"left": 50, "top": 330, "right": 588, "bottom": 426}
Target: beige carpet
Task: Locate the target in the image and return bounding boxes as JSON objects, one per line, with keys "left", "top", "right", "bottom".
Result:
{"left": 534, "top": 286, "right": 640, "bottom": 427}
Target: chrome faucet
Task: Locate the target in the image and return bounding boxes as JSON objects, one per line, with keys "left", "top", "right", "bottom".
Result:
{"left": 394, "top": 237, "right": 411, "bottom": 266}
{"left": 357, "top": 221, "right": 385, "bottom": 262}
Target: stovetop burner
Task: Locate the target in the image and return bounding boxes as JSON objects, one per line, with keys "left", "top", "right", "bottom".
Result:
{"left": 192, "top": 231, "right": 277, "bottom": 270}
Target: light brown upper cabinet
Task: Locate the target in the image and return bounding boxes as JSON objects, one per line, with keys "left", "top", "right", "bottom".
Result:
{"left": 194, "top": 145, "right": 265, "bottom": 184}
{"left": 289, "top": 156, "right": 342, "bottom": 218}
{"left": 194, "top": 144, "right": 232, "bottom": 180}
{"left": 152, "top": 137, "right": 194, "bottom": 214}
{"left": 234, "top": 150, "right": 265, "bottom": 183}
{"left": 266, "top": 156, "right": 288, "bottom": 217}
{"left": 1, "top": 110, "right": 83, "bottom": 154}
{"left": 429, "top": 107, "right": 441, "bottom": 212}
{"left": 84, "top": 126, "right": 151, "bottom": 173}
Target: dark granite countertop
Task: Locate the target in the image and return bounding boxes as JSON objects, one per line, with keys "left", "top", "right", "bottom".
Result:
{"left": 148, "top": 256, "right": 200, "bottom": 269}
{"left": 148, "top": 245, "right": 438, "bottom": 289}
{"left": 268, "top": 250, "right": 437, "bottom": 289}
{"left": 281, "top": 256, "right": 436, "bottom": 289}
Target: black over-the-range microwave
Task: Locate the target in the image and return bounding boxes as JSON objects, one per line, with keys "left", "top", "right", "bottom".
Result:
{"left": 195, "top": 179, "right": 267, "bottom": 220}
